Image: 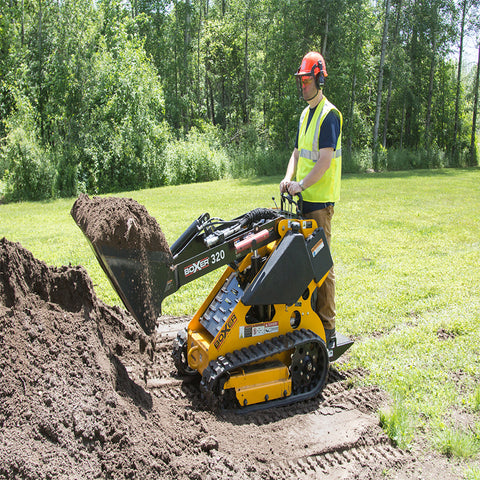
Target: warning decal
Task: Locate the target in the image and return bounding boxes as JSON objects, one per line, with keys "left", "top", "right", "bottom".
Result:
{"left": 311, "top": 238, "right": 324, "bottom": 257}
{"left": 239, "top": 321, "right": 279, "bottom": 339}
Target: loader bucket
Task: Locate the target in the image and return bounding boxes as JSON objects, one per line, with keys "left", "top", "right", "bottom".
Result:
{"left": 71, "top": 194, "right": 176, "bottom": 335}
{"left": 88, "top": 241, "right": 174, "bottom": 335}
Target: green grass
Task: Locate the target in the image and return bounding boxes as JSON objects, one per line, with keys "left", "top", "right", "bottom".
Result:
{"left": 0, "top": 177, "right": 281, "bottom": 313}
{"left": 379, "top": 396, "right": 415, "bottom": 449}
{"left": 465, "top": 466, "right": 480, "bottom": 480}
{"left": 1, "top": 168, "right": 480, "bottom": 464}
{"left": 434, "top": 426, "right": 480, "bottom": 458}
{"left": 472, "top": 386, "right": 480, "bottom": 412}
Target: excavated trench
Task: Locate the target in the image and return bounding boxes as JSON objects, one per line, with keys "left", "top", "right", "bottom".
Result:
{"left": 0, "top": 196, "right": 460, "bottom": 479}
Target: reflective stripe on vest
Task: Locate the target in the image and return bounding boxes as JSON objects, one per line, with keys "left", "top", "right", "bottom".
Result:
{"left": 296, "top": 96, "right": 342, "bottom": 203}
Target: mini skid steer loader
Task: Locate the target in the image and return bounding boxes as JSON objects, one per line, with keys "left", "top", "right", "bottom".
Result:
{"left": 73, "top": 194, "right": 353, "bottom": 412}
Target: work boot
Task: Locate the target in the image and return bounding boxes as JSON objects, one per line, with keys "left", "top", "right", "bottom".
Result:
{"left": 324, "top": 328, "right": 336, "bottom": 349}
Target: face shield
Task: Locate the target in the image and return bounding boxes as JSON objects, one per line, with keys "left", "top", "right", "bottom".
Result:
{"left": 295, "top": 73, "right": 317, "bottom": 101}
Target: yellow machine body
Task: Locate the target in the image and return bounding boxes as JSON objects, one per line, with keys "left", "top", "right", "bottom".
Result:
{"left": 223, "top": 362, "right": 292, "bottom": 406}
{"left": 77, "top": 196, "right": 353, "bottom": 411}
{"left": 185, "top": 219, "right": 328, "bottom": 408}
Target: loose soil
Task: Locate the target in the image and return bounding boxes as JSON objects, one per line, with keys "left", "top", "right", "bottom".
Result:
{"left": 0, "top": 197, "right": 468, "bottom": 479}
{"left": 70, "top": 194, "right": 172, "bottom": 256}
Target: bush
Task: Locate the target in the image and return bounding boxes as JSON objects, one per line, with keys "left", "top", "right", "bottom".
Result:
{"left": 227, "top": 145, "right": 289, "bottom": 178}
{"left": 225, "top": 120, "right": 289, "bottom": 178}
{"left": 342, "top": 148, "right": 373, "bottom": 173}
{"left": 1, "top": 124, "right": 55, "bottom": 202}
{"left": 163, "top": 129, "right": 227, "bottom": 185}
{"left": 387, "top": 148, "right": 414, "bottom": 170}
{"left": 344, "top": 147, "right": 450, "bottom": 173}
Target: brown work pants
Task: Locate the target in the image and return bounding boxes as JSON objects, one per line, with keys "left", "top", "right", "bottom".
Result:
{"left": 306, "top": 206, "right": 336, "bottom": 330}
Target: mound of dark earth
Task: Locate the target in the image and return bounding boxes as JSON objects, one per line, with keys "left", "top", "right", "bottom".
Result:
{"left": 0, "top": 237, "right": 173, "bottom": 479}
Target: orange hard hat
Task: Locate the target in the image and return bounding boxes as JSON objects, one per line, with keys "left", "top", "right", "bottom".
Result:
{"left": 295, "top": 51, "right": 328, "bottom": 86}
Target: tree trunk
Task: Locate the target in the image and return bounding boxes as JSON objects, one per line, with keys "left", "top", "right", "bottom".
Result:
{"left": 400, "top": 96, "right": 406, "bottom": 149}
{"left": 322, "top": 12, "right": 329, "bottom": 57}
{"left": 382, "top": 0, "right": 402, "bottom": 148}
{"left": 373, "top": 0, "right": 391, "bottom": 170}
{"left": 244, "top": 11, "right": 249, "bottom": 123}
{"left": 453, "top": 0, "right": 467, "bottom": 164}
{"left": 425, "top": 30, "right": 437, "bottom": 149}
{"left": 185, "top": 0, "right": 191, "bottom": 47}
{"left": 348, "top": 66, "right": 357, "bottom": 157}
{"left": 38, "top": 0, "right": 45, "bottom": 141}
{"left": 470, "top": 41, "right": 480, "bottom": 166}
{"left": 348, "top": 20, "right": 360, "bottom": 157}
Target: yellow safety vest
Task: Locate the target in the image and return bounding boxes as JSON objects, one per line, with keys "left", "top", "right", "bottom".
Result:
{"left": 296, "top": 96, "right": 342, "bottom": 203}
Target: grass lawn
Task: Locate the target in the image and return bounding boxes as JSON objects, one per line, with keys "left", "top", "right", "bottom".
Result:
{"left": 1, "top": 168, "right": 480, "bottom": 463}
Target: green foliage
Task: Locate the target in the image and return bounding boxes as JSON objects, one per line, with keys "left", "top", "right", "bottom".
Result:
{"left": 342, "top": 148, "right": 374, "bottom": 173}
{"left": 77, "top": 27, "right": 170, "bottom": 194}
{"left": 0, "top": 0, "right": 479, "bottom": 202}
{"left": 226, "top": 116, "right": 289, "bottom": 177}
{"left": 163, "top": 128, "right": 227, "bottom": 185}
{"left": 1, "top": 93, "right": 55, "bottom": 201}
{"left": 227, "top": 146, "right": 288, "bottom": 178}
{"left": 2, "top": 128, "right": 55, "bottom": 202}
{"left": 434, "top": 426, "right": 480, "bottom": 459}
{"left": 379, "top": 397, "right": 415, "bottom": 449}
{"left": 385, "top": 147, "right": 447, "bottom": 171}
{"left": 0, "top": 1, "right": 170, "bottom": 200}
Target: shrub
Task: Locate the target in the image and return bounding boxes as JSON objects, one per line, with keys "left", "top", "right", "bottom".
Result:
{"left": 1, "top": 126, "right": 55, "bottom": 202}
{"left": 342, "top": 148, "right": 373, "bottom": 173}
{"left": 224, "top": 120, "right": 289, "bottom": 178}
{"left": 163, "top": 129, "right": 227, "bottom": 185}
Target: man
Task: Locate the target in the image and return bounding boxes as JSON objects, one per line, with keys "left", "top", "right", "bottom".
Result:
{"left": 279, "top": 51, "right": 342, "bottom": 348}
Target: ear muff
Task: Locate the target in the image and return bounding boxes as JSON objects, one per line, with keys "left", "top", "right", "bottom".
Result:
{"left": 315, "top": 60, "right": 325, "bottom": 88}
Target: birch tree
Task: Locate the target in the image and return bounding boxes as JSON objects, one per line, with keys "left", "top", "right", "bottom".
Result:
{"left": 373, "top": 0, "right": 391, "bottom": 170}
{"left": 469, "top": 39, "right": 480, "bottom": 165}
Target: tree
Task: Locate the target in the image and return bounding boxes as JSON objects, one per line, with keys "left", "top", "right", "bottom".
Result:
{"left": 2, "top": 0, "right": 480, "bottom": 202}
{"left": 373, "top": 0, "right": 391, "bottom": 170}
{"left": 469, "top": 40, "right": 480, "bottom": 165}
{"left": 453, "top": 0, "right": 468, "bottom": 164}
{"left": 382, "top": 0, "right": 403, "bottom": 149}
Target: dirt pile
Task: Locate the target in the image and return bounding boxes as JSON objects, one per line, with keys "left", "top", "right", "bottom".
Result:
{"left": 0, "top": 237, "right": 295, "bottom": 480}
{"left": 0, "top": 238, "right": 171, "bottom": 479}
